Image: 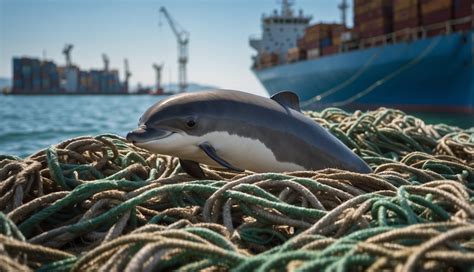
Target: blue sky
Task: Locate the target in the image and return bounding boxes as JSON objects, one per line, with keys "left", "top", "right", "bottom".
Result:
{"left": 0, "top": 0, "right": 350, "bottom": 96}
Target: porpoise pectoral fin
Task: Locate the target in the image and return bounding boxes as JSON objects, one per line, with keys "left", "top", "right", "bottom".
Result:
{"left": 271, "top": 91, "right": 301, "bottom": 112}
{"left": 179, "top": 159, "right": 206, "bottom": 178}
{"left": 199, "top": 142, "right": 244, "bottom": 172}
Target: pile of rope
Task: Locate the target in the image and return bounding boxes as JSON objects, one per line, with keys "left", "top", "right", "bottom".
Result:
{"left": 0, "top": 108, "right": 473, "bottom": 271}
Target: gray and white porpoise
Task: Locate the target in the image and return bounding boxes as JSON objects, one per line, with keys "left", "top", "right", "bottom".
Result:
{"left": 126, "top": 89, "right": 372, "bottom": 178}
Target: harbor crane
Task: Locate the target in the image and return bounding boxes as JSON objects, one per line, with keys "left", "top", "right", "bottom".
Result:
{"left": 124, "top": 58, "right": 131, "bottom": 93}
{"left": 159, "top": 6, "right": 189, "bottom": 92}
{"left": 338, "top": 0, "right": 349, "bottom": 27}
{"left": 62, "top": 44, "right": 74, "bottom": 67}
{"left": 102, "top": 54, "right": 110, "bottom": 72}
{"left": 152, "top": 63, "right": 164, "bottom": 94}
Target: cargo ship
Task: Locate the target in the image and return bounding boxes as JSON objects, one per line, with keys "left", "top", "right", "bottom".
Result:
{"left": 250, "top": 0, "right": 474, "bottom": 113}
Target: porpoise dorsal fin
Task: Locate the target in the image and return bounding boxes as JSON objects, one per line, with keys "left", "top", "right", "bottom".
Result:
{"left": 271, "top": 91, "right": 301, "bottom": 112}
{"left": 179, "top": 159, "right": 206, "bottom": 178}
{"left": 199, "top": 142, "right": 244, "bottom": 172}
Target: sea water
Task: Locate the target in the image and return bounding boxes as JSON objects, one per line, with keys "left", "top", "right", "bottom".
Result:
{"left": 0, "top": 95, "right": 159, "bottom": 157}
{"left": 1, "top": 95, "right": 473, "bottom": 157}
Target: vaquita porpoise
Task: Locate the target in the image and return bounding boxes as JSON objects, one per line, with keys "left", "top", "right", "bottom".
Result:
{"left": 126, "top": 89, "right": 372, "bottom": 178}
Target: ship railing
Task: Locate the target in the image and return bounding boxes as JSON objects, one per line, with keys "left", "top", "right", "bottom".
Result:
{"left": 252, "top": 14, "right": 472, "bottom": 69}
{"left": 342, "top": 15, "right": 473, "bottom": 53}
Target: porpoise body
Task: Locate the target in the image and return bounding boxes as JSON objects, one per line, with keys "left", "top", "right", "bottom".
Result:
{"left": 127, "top": 89, "right": 371, "bottom": 177}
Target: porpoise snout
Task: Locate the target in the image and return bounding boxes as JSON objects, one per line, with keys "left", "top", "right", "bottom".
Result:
{"left": 126, "top": 127, "right": 148, "bottom": 144}
{"left": 126, "top": 127, "right": 173, "bottom": 144}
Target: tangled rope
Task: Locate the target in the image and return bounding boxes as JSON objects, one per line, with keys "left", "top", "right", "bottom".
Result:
{"left": 0, "top": 108, "right": 473, "bottom": 271}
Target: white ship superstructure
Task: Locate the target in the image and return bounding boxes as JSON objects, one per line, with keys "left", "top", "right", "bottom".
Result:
{"left": 250, "top": 0, "right": 311, "bottom": 62}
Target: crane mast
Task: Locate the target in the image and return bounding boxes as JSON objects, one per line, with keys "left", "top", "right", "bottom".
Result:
{"left": 338, "top": 0, "right": 349, "bottom": 27}
{"left": 124, "top": 58, "right": 131, "bottom": 93}
{"left": 102, "top": 54, "right": 110, "bottom": 72}
{"left": 62, "top": 44, "right": 73, "bottom": 67}
{"left": 159, "top": 6, "right": 189, "bottom": 93}
{"left": 153, "top": 63, "right": 164, "bottom": 94}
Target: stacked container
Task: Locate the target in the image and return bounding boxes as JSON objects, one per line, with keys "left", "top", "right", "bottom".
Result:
{"left": 299, "top": 23, "right": 333, "bottom": 50}
{"left": 45, "top": 62, "right": 60, "bottom": 93}
{"left": 31, "top": 59, "right": 41, "bottom": 92}
{"left": 331, "top": 25, "right": 347, "bottom": 48}
{"left": 259, "top": 53, "right": 279, "bottom": 68}
{"left": 79, "top": 71, "right": 90, "bottom": 93}
{"left": 286, "top": 47, "right": 307, "bottom": 63}
{"left": 298, "top": 23, "right": 345, "bottom": 58}
{"left": 453, "top": 0, "right": 473, "bottom": 31}
{"left": 90, "top": 70, "right": 101, "bottom": 93}
{"left": 393, "top": 0, "right": 421, "bottom": 33}
{"left": 110, "top": 70, "right": 121, "bottom": 93}
{"left": 12, "top": 58, "right": 61, "bottom": 93}
{"left": 100, "top": 71, "right": 108, "bottom": 93}
{"left": 323, "top": 24, "right": 346, "bottom": 56}
{"left": 40, "top": 61, "right": 52, "bottom": 92}
{"left": 11, "top": 55, "right": 126, "bottom": 94}
{"left": 21, "top": 58, "right": 32, "bottom": 92}
{"left": 13, "top": 58, "right": 23, "bottom": 92}
{"left": 421, "top": 0, "right": 453, "bottom": 36}
{"left": 354, "top": 0, "right": 394, "bottom": 39}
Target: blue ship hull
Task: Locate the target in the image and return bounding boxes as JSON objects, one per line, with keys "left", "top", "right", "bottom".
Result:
{"left": 254, "top": 30, "right": 474, "bottom": 113}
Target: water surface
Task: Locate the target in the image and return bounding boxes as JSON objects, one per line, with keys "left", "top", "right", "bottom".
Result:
{"left": 1, "top": 95, "right": 473, "bottom": 157}
{"left": 0, "top": 95, "right": 159, "bottom": 157}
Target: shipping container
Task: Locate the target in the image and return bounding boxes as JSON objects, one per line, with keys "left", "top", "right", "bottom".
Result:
{"left": 341, "top": 31, "right": 359, "bottom": 42}
{"left": 331, "top": 25, "right": 347, "bottom": 46}
{"left": 307, "top": 48, "right": 320, "bottom": 59}
{"left": 286, "top": 47, "right": 306, "bottom": 63}
{"left": 354, "top": 0, "right": 394, "bottom": 39}
{"left": 21, "top": 58, "right": 33, "bottom": 92}
{"left": 393, "top": 0, "right": 421, "bottom": 37}
{"left": 14, "top": 79, "right": 23, "bottom": 91}
{"left": 12, "top": 58, "right": 22, "bottom": 92}
{"left": 453, "top": 0, "right": 473, "bottom": 31}
{"left": 358, "top": 17, "right": 393, "bottom": 38}
{"left": 421, "top": 0, "right": 452, "bottom": 15}
{"left": 420, "top": 0, "right": 453, "bottom": 36}
{"left": 302, "top": 23, "right": 333, "bottom": 47}
{"left": 260, "top": 53, "right": 279, "bottom": 64}
{"left": 320, "top": 37, "right": 332, "bottom": 48}
{"left": 321, "top": 45, "right": 339, "bottom": 56}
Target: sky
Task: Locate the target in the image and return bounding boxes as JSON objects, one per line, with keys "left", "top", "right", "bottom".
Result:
{"left": 0, "top": 0, "right": 350, "bottom": 96}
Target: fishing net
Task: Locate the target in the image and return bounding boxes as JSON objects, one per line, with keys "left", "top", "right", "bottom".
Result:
{"left": 0, "top": 108, "right": 473, "bottom": 271}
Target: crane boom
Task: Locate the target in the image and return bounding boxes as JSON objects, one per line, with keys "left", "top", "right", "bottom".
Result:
{"left": 62, "top": 44, "right": 73, "bottom": 67}
{"left": 159, "top": 6, "right": 189, "bottom": 92}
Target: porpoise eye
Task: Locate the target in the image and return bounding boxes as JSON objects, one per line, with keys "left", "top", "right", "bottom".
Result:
{"left": 186, "top": 119, "right": 196, "bottom": 128}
